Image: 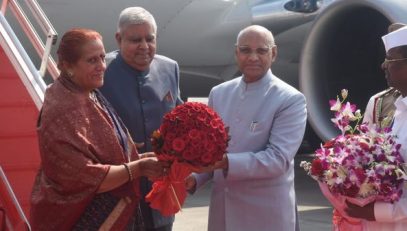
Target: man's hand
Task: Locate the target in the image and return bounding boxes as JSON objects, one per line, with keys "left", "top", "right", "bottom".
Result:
{"left": 190, "top": 154, "right": 229, "bottom": 173}
{"left": 185, "top": 174, "right": 197, "bottom": 191}
{"left": 213, "top": 154, "right": 228, "bottom": 170}
{"left": 344, "top": 200, "right": 376, "bottom": 221}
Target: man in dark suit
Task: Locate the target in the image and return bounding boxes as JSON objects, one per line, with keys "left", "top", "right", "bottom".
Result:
{"left": 100, "top": 7, "right": 182, "bottom": 231}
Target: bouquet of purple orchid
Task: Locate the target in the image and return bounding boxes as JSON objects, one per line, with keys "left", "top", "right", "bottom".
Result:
{"left": 301, "top": 89, "right": 406, "bottom": 202}
{"left": 301, "top": 89, "right": 407, "bottom": 230}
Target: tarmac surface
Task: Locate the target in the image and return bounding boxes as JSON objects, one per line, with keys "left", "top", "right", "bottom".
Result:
{"left": 173, "top": 154, "right": 333, "bottom": 231}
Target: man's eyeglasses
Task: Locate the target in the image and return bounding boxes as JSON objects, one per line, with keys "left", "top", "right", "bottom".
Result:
{"left": 236, "top": 45, "right": 272, "bottom": 56}
{"left": 383, "top": 57, "right": 407, "bottom": 66}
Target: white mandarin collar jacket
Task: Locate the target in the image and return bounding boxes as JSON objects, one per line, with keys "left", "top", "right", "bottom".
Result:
{"left": 195, "top": 70, "right": 307, "bottom": 231}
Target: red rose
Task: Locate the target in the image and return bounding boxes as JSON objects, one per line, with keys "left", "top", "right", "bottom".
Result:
{"left": 311, "top": 158, "right": 324, "bottom": 177}
{"left": 151, "top": 102, "right": 228, "bottom": 167}
{"left": 197, "top": 113, "right": 206, "bottom": 121}
{"left": 353, "top": 168, "right": 367, "bottom": 183}
{"left": 182, "top": 150, "right": 195, "bottom": 161}
{"left": 323, "top": 139, "right": 335, "bottom": 148}
{"left": 205, "top": 107, "right": 215, "bottom": 116}
{"left": 188, "top": 129, "right": 200, "bottom": 140}
{"left": 172, "top": 138, "right": 186, "bottom": 152}
{"left": 207, "top": 143, "right": 216, "bottom": 153}
{"left": 201, "top": 152, "right": 212, "bottom": 164}
{"left": 358, "top": 141, "right": 370, "bottom": 151}
{"left": 344, "top": 184, "right": 359, "bottom": 197}
{"left": 210, "top": 119, "right": 220, "bottom": 129}
{"left": 165, "top": 132, "right": 176, "bottom": 141}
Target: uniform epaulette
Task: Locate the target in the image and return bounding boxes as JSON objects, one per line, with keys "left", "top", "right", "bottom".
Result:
{"left": 376, "top": 87, "right": 401, "bottom": 98}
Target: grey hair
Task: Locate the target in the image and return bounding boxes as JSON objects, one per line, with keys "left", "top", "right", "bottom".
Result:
{"left": 117, "top": 7, "right": 157, "bottom": 34}
{"left": 236, "top": 25, "right": 275, "bottom": 47}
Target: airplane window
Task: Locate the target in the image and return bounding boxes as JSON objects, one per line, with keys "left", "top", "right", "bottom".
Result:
{"left": 284, "top": 0, "right": 321, "bottom": 13}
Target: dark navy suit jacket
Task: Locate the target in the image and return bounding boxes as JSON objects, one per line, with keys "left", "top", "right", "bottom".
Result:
{"left": 100, "top": 51, "right": 182, "bottom": 228}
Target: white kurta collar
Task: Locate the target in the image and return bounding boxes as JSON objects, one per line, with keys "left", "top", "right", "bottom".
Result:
{"left": 394, "top": 95, "right": 407, "bottom": 117}
{"left": 238, "top": 70, "right": 273, "bottom": 92}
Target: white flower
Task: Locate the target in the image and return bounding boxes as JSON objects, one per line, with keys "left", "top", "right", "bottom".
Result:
{"left": 335, "top": 176, "right": 344, "bottom": 185}
{"left": 336, "top": 166, "right": 347, "bottom": 179}
{"left": 330, "top": 98, "right": 341, "bottom": 111}
{"left": 349, "top": 173, "right": 358, "bottom": 183}
{"left": 341, "top": 89, "right": 348, "bottom": 100}
{"left": 354, "top": 109, "right": 362, "bottom": 118}
{"left": 366, "top": 169, "right": 376, "bottom": 178}
{"left": 325, "top": 170, "right": 335, "bottom": 186}
{"left": 341, "top": 102, "right": 355, "bottom": 118}
{"left": 359, "top": 182, "right": 374, "bottom": 197}
{"left": 395, "top": 168, "right": 407, "bottom": 180}
{"left": 300, "top": 161, "right": 311, "bottom": 171}
{"left": 386, "top": 155, "right": 396, "bottom": 162}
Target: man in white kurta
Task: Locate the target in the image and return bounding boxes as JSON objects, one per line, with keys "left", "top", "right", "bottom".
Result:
{"left": 345, "top": 25, "right": 407, "bottom": 230}
{"left": 189, "top": 25, "right": 307, "bottom": 231}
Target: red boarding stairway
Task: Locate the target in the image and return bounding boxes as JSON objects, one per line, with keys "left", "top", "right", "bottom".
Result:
{"left": 0, "top": 0, "right": 58, "bottom": 230}
{"left": 0, "top": 167, "right": 30, "bottom": 230}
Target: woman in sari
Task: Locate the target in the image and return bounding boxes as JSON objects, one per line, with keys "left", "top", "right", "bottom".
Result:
{"left": 30, "top": 28, "right": 167, "bottom": 231}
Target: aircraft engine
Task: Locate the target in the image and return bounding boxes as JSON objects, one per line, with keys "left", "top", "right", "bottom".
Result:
{"left": 300, "top": 0, "right": 407, "bottom": 141}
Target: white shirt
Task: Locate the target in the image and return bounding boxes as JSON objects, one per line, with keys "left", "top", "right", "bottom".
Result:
{"left": 364, "top": 96, "right": 407, "bottom": 230}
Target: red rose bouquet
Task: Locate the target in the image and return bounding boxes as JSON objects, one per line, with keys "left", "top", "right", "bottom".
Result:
{"left": 300, "top": 89, "right": 406, "bottom": 231}
{"left": 146, "top": 102, "right": 228, "bottom": 216}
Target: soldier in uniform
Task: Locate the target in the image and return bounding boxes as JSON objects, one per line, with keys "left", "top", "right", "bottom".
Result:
{"left": 363, "top": 23, "right": 405, "bottom": 128}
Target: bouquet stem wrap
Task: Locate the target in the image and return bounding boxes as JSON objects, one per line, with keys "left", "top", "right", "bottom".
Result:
{"left": 145, "top": 160, "right": 193, "bottom": 216}
{"left": 319, "top": 182, "right": 375, "bottom": 231}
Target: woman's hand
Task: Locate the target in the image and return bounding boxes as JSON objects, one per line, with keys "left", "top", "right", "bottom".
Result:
{"left": 139, "top": 152, "right": 156, "bottom": 159}
{"left": 135, "top": 142, "right": 145, "bottom": 150}
{"left": 135, "top": 157, "right": 170, "bottom": 179}
{"left": 98, "top": 158, "right": 169, "bottom": 193}
{"left": 344, "top": 200, "right": 376, "bottom": 221}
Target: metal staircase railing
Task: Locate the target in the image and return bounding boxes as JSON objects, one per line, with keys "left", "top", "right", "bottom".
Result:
{"left": 0, "top": 166, "right": 31, "bottom": 231}
{"left": 1, "top": 0, "right": 59, "bottom": 80}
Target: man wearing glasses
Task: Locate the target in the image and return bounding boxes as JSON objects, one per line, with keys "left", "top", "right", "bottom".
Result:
{"left": 187, "top": 25, "right": 307, "bottom": 231}
{"left": 363, "top": 23, "right": 405, "bottom": 128}
{"left": 345, "top": 24, "right": 407, "bottom": 231}
{"left": 100, "top": 7, "right": 182, "bottom": 231}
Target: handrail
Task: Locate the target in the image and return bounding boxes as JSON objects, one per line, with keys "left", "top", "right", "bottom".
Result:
{"left": 1, "top": 0, "right": 59, "bottom": 80}
{"left": 1, "top": 0, "right": 7, "bottom": 14}
{"left": 0, "top": 166, "right": 31, "bottom": 231}
{"left": 25, "top": 0, "right": 57, "bottom": 78}
{"left": 0, "top": 12, "right": 46, "bottom": 109}
{"left": 25, "top": 0, "right": 55, "bottom": 37}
